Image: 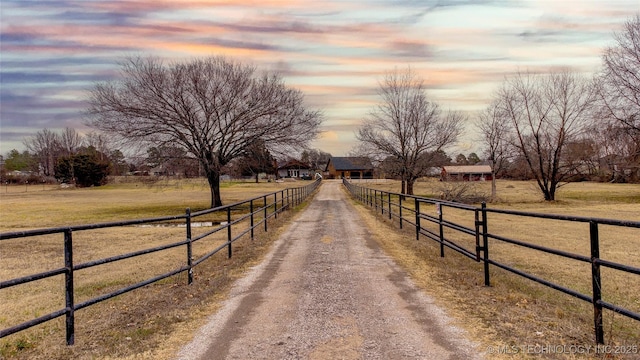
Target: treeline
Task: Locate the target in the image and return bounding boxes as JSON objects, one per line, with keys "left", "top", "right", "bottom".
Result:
{"left": 0, "top": 127, "right": 331, "bottom": 187}
{"left": 355, "top": 15, "right": 639, "bottom": 201}
{"left": 1, "top": 128, "right": 122, "bottom": 186}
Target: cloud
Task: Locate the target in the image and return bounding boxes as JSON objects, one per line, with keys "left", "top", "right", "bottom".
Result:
{"left": 0, "top": 90, "right": 86, "bottom": 127}
{"left": 1, "top": 71, "right": 112, "bottom": 85}
{"left": 388, "top": 39, "right": 432, "bottom": 58}
{"left": 0, "top": 0, "right": 638, "bottom": 157}
{"left": 196, "top": 37, "right": 285, "bottom": 52}
{"left": 220, "top": 19, "right": 325, "bottom": 35}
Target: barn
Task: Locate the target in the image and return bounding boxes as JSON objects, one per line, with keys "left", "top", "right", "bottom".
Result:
{"left": 441, "top": 165, "right": 492, "bottom": 181}
{"left": 325, "top": 157, "right": 374, "bottom": 179}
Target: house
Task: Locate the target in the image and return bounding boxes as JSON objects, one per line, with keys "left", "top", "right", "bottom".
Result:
{"left": 441, "top": 165, "right": 492, "bottom": 181}
{"left": 9, "top": 170, "right": 32, "bottom": 177}
{"left": 277, "top": 159, "right": 312, "bottom": 179}
{"left": 325, "top": 157, "right": 374, "bottom": 179}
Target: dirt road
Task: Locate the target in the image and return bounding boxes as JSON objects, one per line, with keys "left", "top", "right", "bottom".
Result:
{"left": 177, "top": 181, "right": 483, "bottom": 359}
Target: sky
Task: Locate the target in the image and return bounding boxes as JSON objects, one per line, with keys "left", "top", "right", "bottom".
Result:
{"left": 1, "top": 1, "right": 638, "bottom": 158}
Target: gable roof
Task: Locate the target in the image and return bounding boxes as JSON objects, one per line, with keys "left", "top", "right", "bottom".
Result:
{"left": 278, "top": 159, "right": 311, "bottom": 170}
{"left": 326, "top": 157, "right": 373, "bottom": 171}
{"left": 443, "top": 165, "right": 492, "bottom": 174}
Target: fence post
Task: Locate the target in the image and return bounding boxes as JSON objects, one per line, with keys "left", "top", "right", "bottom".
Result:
{"left": 399, "top": 196, "right": 403, "bottom": 229}
{"left": 388, "top": 193, "right": 392, "bottom": 220}
{"left": 250, "top": 200, "right": 254, "bottom": 241}
{"left": 481, "top": 202, "right": 490, "bottom": 286}
{"left": 415, "top": 199, "right": 420, "bottom": 241}
{"left": 380, "top": 191, "right": 384, "bottom": 215}
{"left": 281, "top": 189, "right": 285, "bottom": 210}
{"left": 370, "top": 188, "right": 373, "bottom": 207}
{"left": 286, "top": 188, "right": 290, "bottom": 208}
{"left": 371, "top": 188, "right": 374, "bottom": 207}
{"left": 227, "top": 207, "right": 232, "bottom": 258}
{"left": 64, "top": 229, "right": 75, "bottom": 345}
{"left": 186, "top": 208, "right": 193, "bottom": 284}
{"left": 590, "top": 221, "right": 604, "bottom": 344}
{"left": 374, "top": 190, "right": 378, "bottom": 212}
{"left": 263, "top": 195, "right": 268, "bottom": 232}
{"left": 274, "top": 193, "right": 278, "bottom": 219}
{"left": 438, "top": 203, "right": 444, "bottom": 257}
{"left": 474, "top": 208, "right": 481, "bottom": 262}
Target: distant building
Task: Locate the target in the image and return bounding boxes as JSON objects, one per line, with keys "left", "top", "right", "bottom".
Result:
{"left": 325, "top": 157, "right": 374, "bottom": 179}
{"left": 9, "top": 170, "right": 32, "bottom": 177}
{"left": 277, "top": 159, "right": 312, "bottom": 179}
{"left": 441, "top": 165, "right": 492, "bottom": 181}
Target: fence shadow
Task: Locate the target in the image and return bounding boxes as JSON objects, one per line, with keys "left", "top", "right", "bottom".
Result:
{"left": 0, "top": 179, "right": 321, "bottom": 345}
{"left": 343, "top": 179, "right": 640, "bottom": 345}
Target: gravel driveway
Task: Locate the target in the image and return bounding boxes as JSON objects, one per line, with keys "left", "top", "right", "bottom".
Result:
{"left": 177, "top": 180, "right": 484, "bottom": 360}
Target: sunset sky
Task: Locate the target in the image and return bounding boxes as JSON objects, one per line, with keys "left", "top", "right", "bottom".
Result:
{"left": 1, "top": 1, "right": 638, "bottom": 157}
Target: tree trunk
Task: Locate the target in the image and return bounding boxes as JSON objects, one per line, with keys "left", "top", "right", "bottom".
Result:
{"left": 255, "top": 173, "right": 259, "bottom": 183}
{"left": 490, "top": 171, "right": 497, "bottom": 202}
{"left": 534, "top": 177, "right": 555, "bottom": 201}
{"left": 406, "top": 178, "right": 415, "bottom": 195}
{"left": 548, "top": 182, "right": 557, "bottom": 201}
{"left": 69, "top": 158, "right": 76, "bottom": 185}
{"left": 206, "top": 169, "right": 223, "bottom": 207}
{"left": 540, "top": 184, "right": 554, "bottom": 201}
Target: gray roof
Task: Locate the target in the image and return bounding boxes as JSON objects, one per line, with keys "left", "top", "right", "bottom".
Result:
{"left": 443, "top": 165, "right": 492, "bottom": 174}
{"left": 326, "top": 157, "right": 373, "bottom": 171}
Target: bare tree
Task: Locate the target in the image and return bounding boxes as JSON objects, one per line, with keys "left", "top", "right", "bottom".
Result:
{"left": 87, "top": 56, "right": 322, "bottom": 207}
{"left": 495, "top": 70, "right": 594, "bottom": 200}
{"left": 58, "top": 128, "right": 83, "bottom": 156}
{"left": 237, "top": 139, "right": 276, "bottom": 183}
{"left": 476, "top": 101, "right": 512, "bottom": 201}
{"left": 85, "top": 131, "right": 112, "bottom": 162}
{"left": 588, "top": 123, "right": 640, "bottom": 182}
{"left": 357, "top": 67, "right": 463, "bottom": 195}
{"left": 597, "top": 14, "right": 640, "bottom": 134}
{"left": 300, "top": 149, "right": 332, "bottom": 172}
{"left": 56, "top": 127, "right": 84, "bottom": 183}
{"left": 23, "top": 128, "right": 59, "bottom": 176}
{"left": 595, "top": 14, "right": 640, "bottom": 175}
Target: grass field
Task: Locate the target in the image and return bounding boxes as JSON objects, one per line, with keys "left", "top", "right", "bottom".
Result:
{"left": 1, "top": 177, "right": 638, "bottom": 359}
{"left": 0, "top": 177, "right": 306, "bottom": 231}
{"left": 0, "top": 177, "right": 314, "bottom": 359}
{"left": 350, "top": 178, "right": 640, "bottom": 359}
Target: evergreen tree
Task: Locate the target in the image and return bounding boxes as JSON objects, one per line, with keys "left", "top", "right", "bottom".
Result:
{"left": 55, "top": 146, "right": 111, "bottom": 186}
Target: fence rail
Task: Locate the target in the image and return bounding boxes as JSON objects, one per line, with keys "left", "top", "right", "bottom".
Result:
{"left": 343, "top": 179, "right": 640, "bottom": 345}
{"left": 0, "top": 179, "right": 321, "bottom": 345}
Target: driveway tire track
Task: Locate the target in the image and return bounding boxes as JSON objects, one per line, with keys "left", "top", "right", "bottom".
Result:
{"left": 177, "top": 181, "right": 483, "bottom": 360}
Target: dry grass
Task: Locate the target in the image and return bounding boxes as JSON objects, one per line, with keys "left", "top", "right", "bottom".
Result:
{"left": 0, "top": 177, "right": 305, "bottom": 231}
{"left": 0, "top": 178, "right": 316, "bottom": 359}
{"left": 348, "top": 179, "right": 640, "bottom": 359}
{"left": 1, "top": 178, "right": 638, "bottom": 359}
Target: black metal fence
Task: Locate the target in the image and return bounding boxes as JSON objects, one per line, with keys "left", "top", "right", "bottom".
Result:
{"left": 0, "top": 179, "right": 321, "bottom": 345}
{"left": 343, "top": 179, "right": 640, "bottom": 344}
